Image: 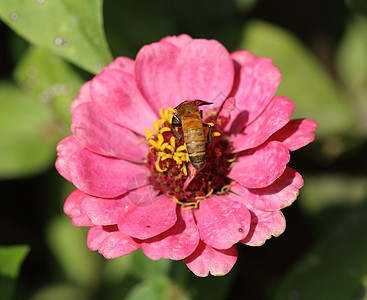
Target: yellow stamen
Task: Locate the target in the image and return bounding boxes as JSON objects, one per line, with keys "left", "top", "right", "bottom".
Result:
{"left": 207, "top": 122, "right": 215, "bottom": 127}
{"left": 181, "top": 164, "right": 187, "bottom": 176}
{"left": 148, "top": 139, "right": 158, "bottom": 148}
{"left": 176, "top": 145, "right": 186, "bottom": 152}
{"left": 161, "top": 154, "right": 173, "bottom": 161}
{"left": 145, "top": 107, "right": 191, "bottom": 175}
{"left": 157, "top": 134, "right": 164, "bottom": 148}
{"left": 165, "top": 145, "right": 175, "bottom": 153}
{"left": 213, "top": 132, "right": 221, "bottom": 137}
{"left": 155, "top": 158, "right": 165, "bottom": 172}
{"left": 165, "top": 108, "right": 175, "bottom": 123}
{"left": 195, "top": 188, "right": 214, "bottom": 200}
{"left": 170, "top": 136, "right": 176, "bottom": 149}
{"left": 153, "top": 120, "right": 161, "bottom": 133}
{"left": 160, "top": 127, "right": 171, "bottom": 133}
{"left": 173, "top": 155, "right": 182, "bottom": 165}
{"left": 171, "top": 196, "right": 199, "bottom": 210}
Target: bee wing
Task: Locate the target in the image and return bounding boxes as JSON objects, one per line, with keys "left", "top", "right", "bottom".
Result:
{"left": 194, "top": 100, "right": 213, "bottom": 107}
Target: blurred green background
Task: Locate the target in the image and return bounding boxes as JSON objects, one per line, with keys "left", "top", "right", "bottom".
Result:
{"left": 1, "top": 0, "right": 367, "bottom": 299}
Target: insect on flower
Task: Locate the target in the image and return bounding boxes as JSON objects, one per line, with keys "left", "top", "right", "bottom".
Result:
{"left": 170, "top": 100, "right": 214, "bottom": 170}
{"left": 57, "top": 34, "right": 318, "bottom": 277}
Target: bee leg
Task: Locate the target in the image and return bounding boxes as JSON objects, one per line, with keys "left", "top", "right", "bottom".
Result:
{"left": 202, "top": 122, "right": 212, "bottom": 144}
{"left": 170, "top": 115, "right": 183, "bottom": 145}
{"left": 200, "top": 110, "right": 203, "bottom": 119}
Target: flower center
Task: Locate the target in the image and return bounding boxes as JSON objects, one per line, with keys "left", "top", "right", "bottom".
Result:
{"left": 145, "top": 107, "right": 234, "bottom": 209}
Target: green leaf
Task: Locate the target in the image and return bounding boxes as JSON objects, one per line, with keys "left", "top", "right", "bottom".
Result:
{"left": 336, "top": 17, "right": 367, "bottom": 90}
{"left": 347, "top": 0, "right": 367, "bottom": 18}
{"left": 0, "top": 82, "right": 58, "bottom": 179}
{"left": 0, "top": 245, "right": 30, "bottom": 300}
{"left": 130, "top": 249, "right": 172, "bottom": 280}
{"left": 336, "top": 17, "right": 367, "bottom": 134}
{"left": 0, "top": 0, "right": 112, "bottom": 74}
{"left": 31, "top": 284, "right": 89, "bottom": 300}
{"left": 300, "top": 174, "right": 367, "bottom": 215}
{"left": 46, "top": 215, "right": 101, "bottom": 288}
{"left": 238, "top": 20, "right": 356, "bottom": 137}
{"left": 102, "top": 253, "right": 135, "bottom": 284}
{"left": 126, "top": 278, "right": 189, "bottom": 300}
{"left": 0, "top": 245, "right": 30, "bottom": 279}
{"left": 273, "top": 203, "right": 367, "bottom": 299}
{"left": 14, "top": 46, "right": 84, "bottom": 127}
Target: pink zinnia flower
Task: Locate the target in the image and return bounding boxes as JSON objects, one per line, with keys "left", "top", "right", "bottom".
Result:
{"left": 56, "top": 34, "right": 317, "bottom": 277}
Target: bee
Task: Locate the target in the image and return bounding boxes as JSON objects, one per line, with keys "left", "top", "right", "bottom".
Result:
{"left": 170, "top": 100, "right": 213, "bottom": 170}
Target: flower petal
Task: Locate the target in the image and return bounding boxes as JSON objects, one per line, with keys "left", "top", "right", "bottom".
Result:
{"left": 184, "top": 241, "right": 238, "bottom": 277}
{"left": 80, "top": 185, "right": 159, "bottom": 226}
{"left": 160, "top": 34, "right": 193, "bottom": 48}
{"left": 228, "top": 57, "right": 281, "bottom": 133}
{"left": 231, "top": 50, "right": 256, "bottom": 67}
{"left": 228, "top": 141, "right": 290, "bottom": 189}
{"left": 81, "top": 196, "right": 128, "bottom": 226}
{"left": 194, "top": 194, "right": 251, "bottom": 250}
{"left": 270, "top": 118, "right": 318, "bottom": 151}
{"left": 72, "top": 102, "right": 147, "bottom": 162}
{"left": 107, "top": 56, "right": 135, "bottom": 74}
{"left": 91, "top": 68, "right": 157, "bottom": 135}
{"left": 63, "top": 189, "right": 93, "bottom": 226}
{"left": 135, "top": 41, "right": 181, "bottom": 112}
{"left": 141, "top": 207, "right": 199, "bottom": 260}
{"left": 241, "top": 209, "right": 286, "bottom": 246}
{"left": 87, "top": 225, "right": 140, "bottom": 259}
{"left": 55, "top": 136, "right": 83, "bottom": 182}
{"left": 117, "top": 194, "right": 177, "bottom": 240}
{"left": 231, "top": 167, "right": 304, "bottom": 211}
{"left": 215, "top": 97, "right": 236, "bottom": 130}
{"left": 175, "top": 39, "right": 234, "bottom": 106}
{"left": 69, "top": 148, "right": 148, "bottom": 198}
{"left": 231, "top": 96, "right": 295, "bottom": 152}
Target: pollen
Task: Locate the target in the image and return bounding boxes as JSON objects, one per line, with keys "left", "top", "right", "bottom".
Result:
{"left": 145, "top": 107, "right": 189, "bottom": 176}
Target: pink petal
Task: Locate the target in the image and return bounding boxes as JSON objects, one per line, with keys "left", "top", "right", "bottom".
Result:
{"left": 228, "top": 141, "right": 290, "bottom": 189}
{"left": 231, "top": 167, "right": 304, "bottom": 211}
{"left": 270, "top": 118, "right": 318, "bottom": 151}
{"left": 231, "top": 96, "right": 295, "bottom": 152}
{"left": 107, "top": 57, "right": 135, "bottom": 74}
{"left": 160, "top": 34, "right": 193, "bottom": 48}
{"left": 68, "top": 148, "right": 148, "bottom": 198}
{"left": 228, "top": 57, "right": 281, "bottom": 133}
{"left": 141, "top": 207, "right": 200, "bottom": 260}
{"left": 87, "top": 225, "right": 140, "bottom": 259}
{"left": 215, "top": 97, "right": 236, "bottom": 130}
{"left": 135, "top": 41, "right": 181, "bottom": 113}
{"left": 194, "top": 194, "right": 251, "bottom": 250}
{"left": 81, "top": 196, "right": 128, "bottom": 226}
{"left": 71, "top": 81, "right": 92, "bottom": 113}
{"left": 63, "top": 189, "right": 93, "bottom": 226}
{"left": 117, "top": 194, "right": 177, "bottom": 240}
{"left": 184, "top": 241, "right": 238, "bottom": 277}
{"left": 80, "top": 185, "right": 159, "bottom": 225}
{"left": 231, "top": 50, "right": 256, "bottom": 67}
{"left": 241, "top": 209, "right": 286, "bottom": 246}
{"left": 176, "top": 39, "right": 234, "bottom": 106}
{"left": 91, "top": 68, "right": 157, "bottom": 135}
{"left": 71, "top": 102, "right": 147, "bottom": 162}
{"left": 55, "top": 136, "right": 83, "bottom": 182}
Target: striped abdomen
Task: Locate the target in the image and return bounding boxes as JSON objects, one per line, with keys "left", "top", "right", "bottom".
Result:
{"left": 182, "top": 116, "right": 206, "bottom": 170}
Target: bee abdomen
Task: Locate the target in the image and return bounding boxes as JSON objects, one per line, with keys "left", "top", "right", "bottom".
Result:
{"left": 188, "top": 150, "right": 206, "bottom": 170}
